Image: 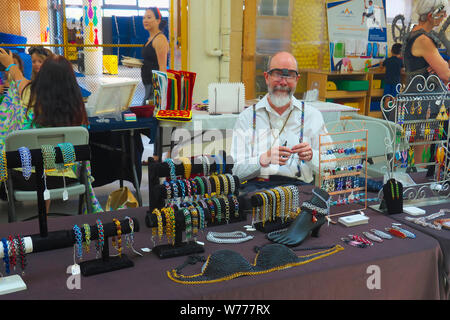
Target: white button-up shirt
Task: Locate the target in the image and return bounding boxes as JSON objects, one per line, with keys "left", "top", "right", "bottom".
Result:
{"left": 231, "top": 94, "right": 333, "bottom": 183}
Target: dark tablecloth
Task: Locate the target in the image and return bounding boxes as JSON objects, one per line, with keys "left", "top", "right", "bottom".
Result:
{"left": 0, "top": 203, "right": 444, "bottom": 300}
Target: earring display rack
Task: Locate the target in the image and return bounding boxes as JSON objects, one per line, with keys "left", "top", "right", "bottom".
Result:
{"left": 145, "top": 151, "right": 246, "bottom": 258}
{"left": 380, "top": 74, "right": 450, "bottom": 207}
{"left": 318, "top": 129, "right": 368, "bottom": 217}
{"left": 2, "top": 146, "right": 140, "bottom": 281}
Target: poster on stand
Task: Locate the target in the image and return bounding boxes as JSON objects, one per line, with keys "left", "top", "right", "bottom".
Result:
{"left": 327, "top": 0, "right": 387, "bottom": 72}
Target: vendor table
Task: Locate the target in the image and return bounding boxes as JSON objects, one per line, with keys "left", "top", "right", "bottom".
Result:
{"left": 1, "top": 193, "right": 444, "bottom": 300}
{"left": 87, "top": 114, "right": 158, "bottom": 206}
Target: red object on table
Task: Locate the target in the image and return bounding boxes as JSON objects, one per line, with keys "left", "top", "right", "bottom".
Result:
{"left": 129, "top": 105, "right": 155, "bottom": 118}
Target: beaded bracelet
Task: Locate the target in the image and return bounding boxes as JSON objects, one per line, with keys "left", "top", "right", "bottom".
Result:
{"left": 41, "top": 144, "right": 57, "bottom": 171}
{"left": 179, "top": 157, "right": 191, "bottom": 179}
{"left": 194, "top": 176, "right": 205, "bottom": 196}
{"left": 83, "top": 224, "right": 91, "bottom": 253}
{"left": 0, "top": 150, "right": 8, "bottom": 183}
{"left": 8, "top": 236, "right": 16, "bottom": 271}
{"left": 112, "top": 218, "right": 122, "bottom": 257}
{"left": 211, "top": 175, "right": 221, "bottom": 196}
{"left": 225, "top": 174, "right": 235, "bottom": 194}
{"left": 163, "top": 181, "right": 172, "bottom": 200}
{"left": 201, "top": 155, "right": 210, "bottom": 176}
{"left": 190, "top": 178, "right": 197, "bottom": 196}
{"left": 184, "top": 179, "right": 192, "bottom": 198}
{"left": 261, "top": 192, "right": 269, "bottom": 226}
{"left": 219, "top": 174, "right": 229, "bottom": 195}
{"left": 182, "top": 207, "right": 193, "bottom": 241}
{"left": 230, "top": 194, "right": 239, "bottom": 218}
{"left": 170, "top": 180, "right": 179, "bottom": 199}
{"left": 212, "top": 197, "right": 222, "bottom": 223}
{"left": 73, "top": 225, "right": 83, "bottom": 260}
{"left": 196, "top": 204, "right": 206, "bottom": 230}
{"left": 370, "top": 228, "right": 392, "bottom": 239}
{"left": 264, "top": 190, "right": 276, "bottom": 222}
{"left": 16, "top": 235, "right": 27, "bottom": 274}
{"left": 189, "top": 206, "right": 199, "bottom": 236}
{"left": 202, "top": 176, "right": 212, "bottom": 195}
{"left": 220, "top": 195, "right": 231, "bottom": 223}
{"left": 18, "top": 146, "right": 32, "bottom": 181}
{"left": 272, "top": 188, "right": 282, "bottom": 220}
{"left": 152, "top": 209, "right": 163, "bottom": 242}
{"left": 273, "top": 187, "right": 285, "bottom": 221}
{"left": 178, "top": 180, "right": 186, "bottom": 199}
{"left": 165, "top": 158, "right": 177, "bottom": 181}
{"left": 162, "top": 207, "right": 174, "bottom": 245}
{"left": 206, "top": 198, "right": 216, "bottom": 223}
{"left": 96, "top": 219, "right": 104, "bottom": 257}
{"left": 57, "top": 143, "right": 76, "bottom": 167}
{"left": 2, "top": 238, "right": 10, "bottom": 275}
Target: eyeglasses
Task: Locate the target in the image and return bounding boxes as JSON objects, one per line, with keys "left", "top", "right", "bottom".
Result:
{"left": 267, "top": 68, "right": 299, "bottom": 82}
{"left": 28, "top": 47, "right": 50, "bottom": 57}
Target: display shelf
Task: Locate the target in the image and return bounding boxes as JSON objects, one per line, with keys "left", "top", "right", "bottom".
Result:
{"left": 298, "top": 69, "right": 385, "bottom": 116}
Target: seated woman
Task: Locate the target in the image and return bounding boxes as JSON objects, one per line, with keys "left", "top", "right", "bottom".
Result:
{"left": 0, "top": 49, "right": 102, "bottom": 213}
{"left": 0, "top": 52, "right": 24, "bottom": 99}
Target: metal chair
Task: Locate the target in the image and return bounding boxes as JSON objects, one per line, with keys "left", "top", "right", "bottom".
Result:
{"left": 4, "top": 126, "right": 91, "bottom": 222}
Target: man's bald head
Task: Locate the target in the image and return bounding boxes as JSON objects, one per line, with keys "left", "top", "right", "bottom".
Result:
{"left": 267, "top": 52, "right": 298, "bottom": 71}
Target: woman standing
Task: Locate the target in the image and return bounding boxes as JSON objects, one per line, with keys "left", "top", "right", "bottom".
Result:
{"left": 404, "top": 0, "right": 450, "bottom": 84}
{"left": 141, "top": 7, "right": 169, "bottom": 105}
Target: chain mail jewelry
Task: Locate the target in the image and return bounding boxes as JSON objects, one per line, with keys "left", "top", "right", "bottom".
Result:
{"left": 161, "top": 208, "right": 175, "bottom": 245}
{"left": 302, "top": 201, "right": 328, "bottom": 223}
{"left": 274, "top": 187, "right": 286, "bottom": 223}
{"left": 15, "top": 235, "right": 27, "bottom": 275}
{"left": 0, "top": 150, "right": 7, "bottom": 183}
{"left": 206, "top": 197, "right": 216, "bottom": 223}
{"left": 219, "top": 174, "right": 229, "bottom": 195}
{"left": 196, "top": 204, "right": 206, "bottom": 230}
{"left": 391, "top": 225, "right": 416, "bottom": 239}
{"left": 212, "top": 197, "right": 222, "bottom": 223}
{"left": 203, "top": 176, "right": 212, "bottom": 195}
{"left": 188, "top": 205, "right": 199, "bottom": 236}
{"left": 57, "top": 143, "right": 76, "bottom": 166}
{"left": 272, "top": 188, "right": 281, "bottom": 220}
{"left": 206, "top": 231, "right": 254, "bottom": 244}
{"left": 163, "top": 181, "right": 172, "bottom": 201}
{"left": 164, "top": 158, "right": 177, "bottom": 181}
{"left": 2, "top": 238, "right": 10, "bottom": 275}
{"left": 201, "top": 155, "right": 210, "bottom": 176}
{"left": 152, "top": 209, "right": 163, "bottom": 242}
{"left": 225, "top": 174, "right": 235, "bottom": 194}
{"left": 7, "top": 236, "right": 16, "bottom": 271}
{"left": 182, "top": 208, "right": 193, "bottom": 241}
{"left": 211, "top": 175, "right": 221, "bottom": 195}
{"left": 194, "top": 176, "right": 205, "bottom": 195}
{"left": 230, "top": 195, "right": 239, "bottom": 218}
{"left": 41, "top": 144, "right": 56, "bottom": 171}
{"left": 179, "top": 157, "right": 191, "bottom": 179}
{"left": 170, "top": 180, "right": 179, "bottom": 199}
{"left": 112, "top": 218, "right": 123, "bottom": 257}
{"left": 18, "top": 146, "right": 32, "bottom": 180}
{"left": 266, "top": 190, "right": 277, "bottom": 221}
{"left": 82, "top": 224, "right": 91, "bottom": 253}
{"left": 73, "top": 225, "right": 83, "bottom": 260}
{"left": 261, "top": 192, "right": 270, "bottom": 226}
{"left": 362, "top": 231, "right": 383, "bottom": 243}
{"left": 178, "top": 180, "right": 186, "bottom": 199}
{"left": 96, "top": 219, "right": 104, "bottom": 258}
{"left": 220, "top": 195, "right": 231, "bottom": 223}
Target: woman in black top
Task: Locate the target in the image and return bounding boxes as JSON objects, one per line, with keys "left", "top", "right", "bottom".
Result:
{"left": 141, "top": 7, "right": 169, "bottom": 105}
{"left": 404, "top": 0, "right": 449, "bottom": 84}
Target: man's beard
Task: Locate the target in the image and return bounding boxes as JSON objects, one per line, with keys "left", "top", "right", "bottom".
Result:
{"left": 268, "top": 85, "right": 293, "bottom": 107}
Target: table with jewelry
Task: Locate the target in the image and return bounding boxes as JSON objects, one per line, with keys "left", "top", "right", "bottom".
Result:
{"left": 0, "top": 185, "right": 446, "bottom": 300}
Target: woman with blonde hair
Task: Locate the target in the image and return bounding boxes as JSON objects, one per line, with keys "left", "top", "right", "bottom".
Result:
{"left": 404, "top": 0, "right": 450, "bottom": 83}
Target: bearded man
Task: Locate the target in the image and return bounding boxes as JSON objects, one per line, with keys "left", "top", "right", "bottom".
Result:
{"left": 230, "top": 51, "right": 333, "bottom": 192}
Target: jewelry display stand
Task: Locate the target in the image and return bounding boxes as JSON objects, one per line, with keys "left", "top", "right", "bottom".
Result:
{"left": 318, "top": 129, "right": 369, "bottom": 217}
{"left": 145, "top": 151, "right": 246, "bottom": 259}
{"left": 250, "top": 187, "right": 301, "bottom": 233}
{"left": 3, "top": 146, "right": 141, "bottom": 280}
{"left": 380, "top": 75, "right": 450, "bottom": 208}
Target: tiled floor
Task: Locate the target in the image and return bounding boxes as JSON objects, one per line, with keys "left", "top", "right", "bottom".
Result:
{"left": 0, "top": 138, "right": 154, "bottom": 224}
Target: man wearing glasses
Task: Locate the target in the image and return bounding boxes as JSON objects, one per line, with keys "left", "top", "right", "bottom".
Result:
{"left": 231, "top": 51, "right": 333, "bottom": 192}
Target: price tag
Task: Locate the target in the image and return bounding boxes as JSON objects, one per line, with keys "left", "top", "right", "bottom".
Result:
{"left": 63, "top": 189, "right": 69, "bottom": 201}
{"left": 43, "top": 189, "right": 50, "bottom": 200}
{"left": 70, "top": 264, "right": 80, "bottom": 275}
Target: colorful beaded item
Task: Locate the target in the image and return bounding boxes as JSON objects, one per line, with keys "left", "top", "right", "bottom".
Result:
{"left": 16, "top": 235, "right": 27, "bottom": 274}
{"left": 112, "top": 218, "right": 122, "bottom": 257}
{"left": 73, "top": 225, "right": 83, "bottom": 260}
{"left": 179, "top": 157, "right": 192, "bottom": 179}
{"left": 18, "top": 146, "right": 32, "bottom": 180}
{"left": 0, "top": 150, "right": 7, "bottom": 183}
{"left": 41, "top": 144, "right": 56, "bottom": 171}
{"left": 96, "top": 219, "right": 105, "bottom": 257}
{"left": 164, "top": 158, "right": 177, "bottom": 181}
{"left": 182, "top": 207, "right": 193, "bottom": 240}
{"left": 83, "top": 224, "right": 91, "bottom": 253}
{"left": 57, "top": 143, "right": 76, "bottom": 167}
{"left": 2, "top": 238, "right": 10, "bottom": 274}
{"left": 8, "top": 236, "right": 17, "bottom": 270}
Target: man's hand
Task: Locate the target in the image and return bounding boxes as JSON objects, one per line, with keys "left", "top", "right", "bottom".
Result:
{"left": 259, "top": 146, "right": 293, "bottom": 167}
{"left": 291, "top": 142, "right": 313, "bottom": 162}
